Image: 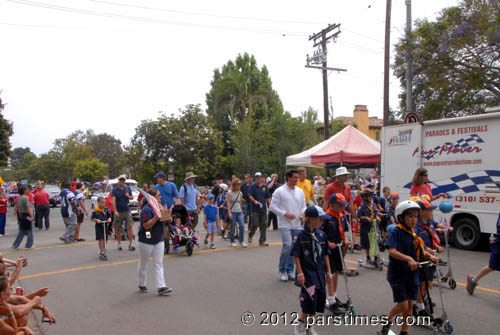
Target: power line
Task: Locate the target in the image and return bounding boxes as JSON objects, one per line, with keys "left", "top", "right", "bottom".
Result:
{"left": 87, "top": 0, "right": 328, "bottom": 26}
{"left": 5, "top": 0, "right": 309, "bottom": 36}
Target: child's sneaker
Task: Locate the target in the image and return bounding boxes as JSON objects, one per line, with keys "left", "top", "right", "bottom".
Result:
{"left": 210, "top": 244, "right": 216, "bottom": 249}
{"left": 294, "top": 321, "right": 307, "bottom": 335}
{"left": 231, "top": 242, "right": 238, "bottom": 247}
{"left": 204, "top": 239, "right": 208, "bottom": 247}
{"left": 118, "top": 243, "right": 123, "bottom": 251}
{"left": 99, "top": 250, "right": 107, "bottom": 261}
{"left": 138, "top": 286, "right": 148, "bottom": 293}
{"left": 307, "top": 325, "right": 319, "bottom": 335}
{"left": 366, "top": 256, "right": 372, "bottom": 264}
{"left": 158, "top": 287, "right": 173, "bottom": 296}
{"left": 378, "top": 322, "right": 393, "bottom": 335}
{"left": 466, "top": 274, "right": 477, "bottom": 295}
{"left": 241, "top": 242, "right": 248, "bottom": 248}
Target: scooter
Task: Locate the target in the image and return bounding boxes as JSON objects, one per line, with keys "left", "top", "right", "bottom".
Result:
{"left": 417, "top": 261, "right": 454, "bottom": 334}
{"left": 358, "top": 218, "right": 385, "bottom": 271}
{"left": 337, "top": 244, "right": 356, "bottom": 316}
{"left": 438, "top": 221, "right": 457, "bottom": 289}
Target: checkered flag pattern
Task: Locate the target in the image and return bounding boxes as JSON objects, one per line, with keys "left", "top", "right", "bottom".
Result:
{"left": 404, "top": 170, "right": 500, "bottom": 197}
{"left": 455, "top": 134, "right": 485, "bottom": 148}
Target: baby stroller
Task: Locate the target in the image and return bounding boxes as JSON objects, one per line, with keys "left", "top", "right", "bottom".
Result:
{"left": 164, "top": 204, "right": 200, "bottom": 256}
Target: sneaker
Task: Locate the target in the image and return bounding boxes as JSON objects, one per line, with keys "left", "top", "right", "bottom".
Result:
{"left": 11, "top": 245, "right": 19, "bottom": 250}
{"left": 378, "top": 322, "right": 392, "bottom": 335}
{"left": 307, "top": 325, "right": 319, "bottom": 335}
{"left": 138, "top": 286, "right": 148, "bottom": 293}
{"left": 241, "top": 242, "right": 248, "bottom": 248}
{"left": 25, "top": 245, "right": 35, "bottom": 249}
{"left": 329, "top": 303, "right": 346, "bottom": 315}
{"left": 335, "top": 297, "right": 348, "bottom": 309}
{"left": 294, "top": 321, "right": 307, "bottom": 335}
{"left": 118, "top": 244, "right": 123, "bottom": 251}
{"left": 64, "top": 238, "right": 71, "bottom": 244}
{"left": 99, "top": 252, "right": 107, "bottom": 261}
{"left": 59, "top": 236, "right": 65, "bottom": 242}
{"left": 259, "top": 242, "right": 269, "bottom": 247}
{"left": 280, "top": 272, "right": 288, "bottom": 282}
{"left": 204, "top": 239, "right": 208, "bottom": 247}
{"left": 466, "top": 274, "right": 477, "bottom": 295}
{"left": 0, "top": 234, "right": 4, "bottom": 237}
{"left": 366, "top": 256, "right": 372, "bottom": 264}
{"left": 210, "top": 244, "right": 216, "bottom": 249}
{"left": 288, "top": 272, "right": 295, "bottom": 281}
{"left": 248, "top": 236, "right": 253, "bottom": 244}
{"left": 231, "top": 242, "right": 238, "bottom": 247}
{"left": 128, "top": 245, "right": 136, "bottom": 251}
{"left": 158, "top": 287, "right": 173, "bottom": 296}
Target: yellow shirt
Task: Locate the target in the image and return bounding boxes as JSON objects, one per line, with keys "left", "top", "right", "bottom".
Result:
{"left": 297, "top": 179, "right": 315, "bottom": 205}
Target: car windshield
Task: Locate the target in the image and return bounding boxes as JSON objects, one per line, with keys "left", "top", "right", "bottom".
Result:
{"left": 45, "top": 186, "right": 61, "bottom": 193}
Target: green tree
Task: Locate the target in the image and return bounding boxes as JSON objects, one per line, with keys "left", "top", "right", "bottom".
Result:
{"left": 73, "top": 158, "right": 109, "bottom": 182}
{"left": 206, "top": 53, "right": 284, "bottom": 157}
{"left": 394, "top": 0, "right": 500, "bottom": 120}
{"left": 10, "top": 147, "right": 33, "bottom": 169}
{"left": 132, "top": 105, "right": 224, "bottom": 185}
{"left": 86, "top": 132, "right": 124, "bottom": 177}
{"left": 0, "top": 95, "right": 13, "bottom": 167}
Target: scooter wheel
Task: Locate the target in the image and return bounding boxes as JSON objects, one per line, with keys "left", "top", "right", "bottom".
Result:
{"left": 444, "top": 321, "right": 454, "bottom": 334}
{"left": 441, "top": 277, "right": 448, "bottom": 283}
{"left": 449, "top": 279, "right": 457, "bottom": 290}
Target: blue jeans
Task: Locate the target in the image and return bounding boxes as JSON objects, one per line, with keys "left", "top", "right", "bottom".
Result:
{"left": 230, "top": 212, "right": 245, "bottom": 243}
{"left": 0, "top": 213, "right": 6, "bottom": 235}
{"left": 279, "top": 228, "right": 300, "bottom": 273}
{"left": 12, "top": 223, "right": 34, "bottom": 249}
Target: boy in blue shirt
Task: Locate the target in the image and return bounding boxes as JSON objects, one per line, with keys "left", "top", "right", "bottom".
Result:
{"left": 467, "top": 212, "right": 500, "bottom": 295}
{"left": 203, "top": 194, "right": 219, "bottom": 249}
{"left": 379, "top": 201, "right": 438, "bottom": 335}
{"left": 322, "top": 193, "right": 348, "bottom": 314}
{"left": 291, "top": 205, "right": 332, "bottom": 335}
{"left": 357, "top": 189, "right": 379, "bottom": 264}
{"left": 91, "top": 197, "right": 112, "bottom": 261}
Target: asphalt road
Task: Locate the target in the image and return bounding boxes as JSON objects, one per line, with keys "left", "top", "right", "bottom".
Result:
{"left": 0, "top": 202, "right": 498, "bottom": 335}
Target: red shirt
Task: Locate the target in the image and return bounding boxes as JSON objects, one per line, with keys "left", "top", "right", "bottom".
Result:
{"left": 34, "top": 190, "right": 50, "bottom": 205}
{"left": 0, "top": 198, "right": 7, "bottom": 214}
{"left": 324, "top": 181, "right": 352, "bottom": 204}
{"left": 410, "top": 183, "right": 432, "bottom": 197}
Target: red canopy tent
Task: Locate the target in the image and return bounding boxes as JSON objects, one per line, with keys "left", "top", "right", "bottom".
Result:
{"left": 286, "top": 125, "right": 381, "bottom": 168}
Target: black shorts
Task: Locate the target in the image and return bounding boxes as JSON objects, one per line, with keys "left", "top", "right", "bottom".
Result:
{"left": 328, "top": 247, "right": 344, "bottom": 273}
{"left": 389, "top": 279, "right": 418, "bottom": 303}
{"left": 95, "top": 223, "right": 109, "bottom": 241}
{"left": 489, "top": 241, "right": 500, "bottom": 271}
{"left": 359, "top": 222, "right": 372, "bottom": 250}
{"left": 419, "top": 265, "right": 436, "bottom": 282}
{"left": 300, "top": 286, "right": 326, "bottom": 315}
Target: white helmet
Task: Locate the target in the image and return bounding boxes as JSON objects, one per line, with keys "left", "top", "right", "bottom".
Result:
{"left": 219, "top": 183, "right": 228, "bottom": 192}
{"left": 395, "top": 200, "right": 420, "bottom": 221}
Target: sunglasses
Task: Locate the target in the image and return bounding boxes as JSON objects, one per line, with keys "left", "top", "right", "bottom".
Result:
{"left": 420, "top": 173, "right": 428, "bottom": 177}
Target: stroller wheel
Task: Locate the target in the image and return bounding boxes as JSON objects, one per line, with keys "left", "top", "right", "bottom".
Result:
{"left": 449, "top": 279, "right": 457, "bottom": 290}
{"left": 444, "top": 321, "right": 454, "bottom": 334}
{"left": 186, "top": 240, "right": 193, "bottom": 256}
{"left": 164, "top": 239, "right": 170, "bottom": 254}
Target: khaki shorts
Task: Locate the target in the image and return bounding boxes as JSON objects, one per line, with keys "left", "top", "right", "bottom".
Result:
{"left": 113, "top": 211, "right": 134, "bottom": 229}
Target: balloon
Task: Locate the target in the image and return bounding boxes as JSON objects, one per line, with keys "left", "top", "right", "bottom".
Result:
{"left": 439, "top": 201, "right": 454, "bottom": 213}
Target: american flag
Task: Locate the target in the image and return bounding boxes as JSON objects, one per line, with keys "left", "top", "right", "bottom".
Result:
{"left": 139, "top": 189, "right": 162, "bottom": 217}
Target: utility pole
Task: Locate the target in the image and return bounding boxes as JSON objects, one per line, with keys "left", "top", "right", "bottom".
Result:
{"left": 405, "top": 0, "right": 413, "bottom": 116}
{"left": 383, "top": 0, "right": 392, "bottom": 126}
{"left": 306, "top": 23, "right": 346, "bottom": 141}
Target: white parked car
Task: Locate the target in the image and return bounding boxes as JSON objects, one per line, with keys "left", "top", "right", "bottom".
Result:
{"left": 90, "top": 178, "right": 140, "bottom": 219}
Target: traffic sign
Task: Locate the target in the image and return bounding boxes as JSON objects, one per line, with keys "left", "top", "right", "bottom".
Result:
{"left": 404, "top": 112, "right": 420, "bottom": 124}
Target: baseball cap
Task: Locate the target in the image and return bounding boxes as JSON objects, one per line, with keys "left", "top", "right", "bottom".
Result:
{"left": 304, "top": 205, "right": 326, "bottom": 218}
{"left": 255, "top": 172, "right": 262, "bottom": 177}
{"left": 329, "top": 193, "right": 348, "bottom": 206}
{"left": 417, "top": 199, "right": 437, "bottom": 211}
{"left": 154, "top": 172, "right": 166, "bottom": 179}
{"left": 207, "top": 194, "right": 215, "bottom": 200}
{"left": 389, "top": 192, "right": 400, "bottom": 199}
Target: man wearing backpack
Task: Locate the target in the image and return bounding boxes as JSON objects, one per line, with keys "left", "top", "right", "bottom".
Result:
{"left": 179, "top": 172, "right": 200, "bottom": 229}
{"left": 59, "top": 181, "right": 81, "bottom": 244}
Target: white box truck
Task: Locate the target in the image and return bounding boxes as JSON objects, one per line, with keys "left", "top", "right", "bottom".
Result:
{"left": 381, "top": 111, "right": 500, "bottom": 249}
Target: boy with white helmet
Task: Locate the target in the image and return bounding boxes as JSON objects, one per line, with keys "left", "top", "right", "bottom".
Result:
{"left": 379, "top": 200, "right": 438, "bottom": 335}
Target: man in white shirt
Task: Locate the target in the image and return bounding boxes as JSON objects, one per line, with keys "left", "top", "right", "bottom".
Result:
{"left": 269, "top": 169, "right": 306, "bottom": 282}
